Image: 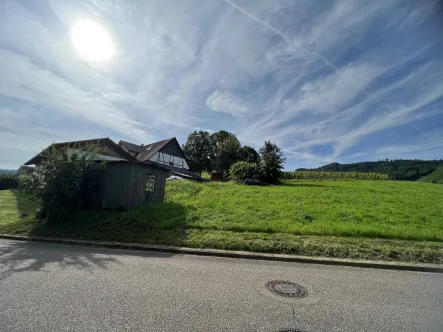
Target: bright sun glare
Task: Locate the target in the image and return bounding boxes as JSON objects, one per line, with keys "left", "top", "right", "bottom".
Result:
{"left": 71, "top": 20, "right": 114, "bottom": 62}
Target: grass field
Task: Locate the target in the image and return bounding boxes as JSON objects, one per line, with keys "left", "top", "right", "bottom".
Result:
{"left": 418, "top": 167, "right": 443, "bottom": 184}
{"left": 1, "top": 180, "right": 442, "bottom": 263}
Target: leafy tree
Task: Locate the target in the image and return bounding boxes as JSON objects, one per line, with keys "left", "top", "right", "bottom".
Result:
{"left": 239, "top": 146, "right": 259, "bottom": 163}
{"left": 259, "top": 140, "right": 286, "bottom": 184}
{"left": 182, "top": 131, "right": 215, "bottom": 175}
{"left": 211, "top": 130, "right": 241, "bottom": 174}
{"left": 30, "top": 143, "right": 107, "bottom": 223}
{"left": 229, "top": 161, "right": 260, "bottom": 182}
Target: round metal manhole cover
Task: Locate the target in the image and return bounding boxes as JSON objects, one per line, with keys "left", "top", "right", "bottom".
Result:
{"left": 266, "top": 280, "right": 308, "bottom": 298}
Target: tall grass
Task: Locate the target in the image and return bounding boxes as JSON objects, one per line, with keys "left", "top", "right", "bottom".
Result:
{"left": 282, "top": 171, "right": 389, "bottom": 180}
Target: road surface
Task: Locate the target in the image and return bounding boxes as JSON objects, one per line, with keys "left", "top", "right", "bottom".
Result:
{"left": 0, "top": 239, "right": 442, "bottom": 331}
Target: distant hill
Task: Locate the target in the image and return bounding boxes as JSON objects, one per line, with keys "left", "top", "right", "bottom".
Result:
{"left": 297, "top": 159, "right": 443, "bottom": 181}
{"left": 417, "top": 167, "right": 443, "bottom": 184}
{"left": 0, "top": 169, "right": 16, "bottom": 175}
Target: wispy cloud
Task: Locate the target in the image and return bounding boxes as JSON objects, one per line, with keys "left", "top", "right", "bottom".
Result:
{"left": 0, "top": 0, "right": 442, "bottom": 169}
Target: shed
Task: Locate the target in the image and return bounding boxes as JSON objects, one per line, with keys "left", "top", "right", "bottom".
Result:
{"left": 83, "top": 161, "right": 168, "bottom": 210}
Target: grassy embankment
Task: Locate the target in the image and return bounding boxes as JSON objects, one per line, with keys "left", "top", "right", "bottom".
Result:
{"left": 1, "top": 180, "right": 442, "bottom": 263}
{"left": 417, "top": 167, "right": 443, "bottom": 184}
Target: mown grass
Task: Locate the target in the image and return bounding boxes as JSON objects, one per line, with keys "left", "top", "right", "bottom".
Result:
{"left": 1, "top": 179, "right": 442, "bottom": 263}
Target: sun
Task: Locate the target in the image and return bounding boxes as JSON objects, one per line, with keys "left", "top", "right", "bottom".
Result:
{"left": 71, "top": 20, "right": 114, "bottom": 62}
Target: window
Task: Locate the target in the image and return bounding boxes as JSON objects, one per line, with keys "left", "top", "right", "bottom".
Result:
{"left": 145, "top": 175, "right": 155, "bottom": 192}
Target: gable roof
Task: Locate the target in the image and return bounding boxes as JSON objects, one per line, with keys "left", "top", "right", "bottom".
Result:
{"left": 24, "top": 138, "right": 136, "bottom": 165}
{"left": 118, "top": 140, "right": 144, "bottom": 155}
{"left": 118, "top": 137, "right": 181, "bottom": 162}
{"left": 136, "top": 138, "right": 175, "bottom": 162}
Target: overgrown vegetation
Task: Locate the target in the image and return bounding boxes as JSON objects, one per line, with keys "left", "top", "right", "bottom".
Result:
{"left": 25, "top": 144, "right": 107, "bottom": 222}
{"left": 0, "top": 174, "right": 19, "bottom": 190}
{"left": 1, "top": 180, "right": 442, "bottom": 263}
{"left": 283, "top": 171, "right": 389, "bottom": 180}
{"left": 182, "top": 129, "right": 285, "bottom": 182}
{"left": 229, "top": 161, "right": 260, "bottom": 182}
{"left": 300, "top": 159, "right": 443, "bottom": 181}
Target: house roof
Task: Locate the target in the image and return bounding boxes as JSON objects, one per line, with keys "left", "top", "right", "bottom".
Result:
{"left": 147, "top": 162, "right": 204, "bottom": 181}
{"left": 118, "top": 140, "right": 144, "bottom": 154}
{"left": 17, "top": 165, "right": 34, "bottom": 174}
{"left": 118, "top": 137, "right": 177, "bottom": 162}
{"left": 136, "top": 138, "right": 174, "bottom": 162}
{"left": 24, "top": 138, "right": 136, "bottom": 165}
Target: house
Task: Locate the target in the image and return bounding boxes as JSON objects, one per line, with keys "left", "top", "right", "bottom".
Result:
{"left": 23, "top": 138, "right": 169, "bottom": 209}
{"left": 118, "top": 137, "right": 204, "bottom": 181}
{"left": 16, "top": 165, "right": 34, "bottom": 175}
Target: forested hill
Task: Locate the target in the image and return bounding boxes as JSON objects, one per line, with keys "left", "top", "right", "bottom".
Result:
{"left": 0, "top": 169, "right": 16, "bottom": 175}
{"left": 297, "top": 160, "right": 443, "bottom": 181}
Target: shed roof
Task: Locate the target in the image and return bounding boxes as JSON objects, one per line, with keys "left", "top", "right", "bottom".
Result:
{"left": 24, "top": 138, "right": 136, "bottom": 165}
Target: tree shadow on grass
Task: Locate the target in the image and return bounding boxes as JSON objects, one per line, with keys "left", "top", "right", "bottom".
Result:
{"left": 10, "top": 190, "right": 193, "bottom": 244}
{"left": 9, "top": 189, "right": 39, "bottom": 217}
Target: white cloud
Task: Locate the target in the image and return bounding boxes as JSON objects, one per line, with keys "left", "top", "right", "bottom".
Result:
{"left": 206, "top": 90, "right": 249, "bottom": 117}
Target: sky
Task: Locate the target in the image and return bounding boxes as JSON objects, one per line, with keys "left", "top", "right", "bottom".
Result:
{"left": 0, "top": 0, "right": 442, "bottom": 170}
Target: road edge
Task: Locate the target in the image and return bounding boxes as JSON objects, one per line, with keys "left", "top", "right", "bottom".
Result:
{"left": 1, "top": 234, "right": 441, "bottom": 273}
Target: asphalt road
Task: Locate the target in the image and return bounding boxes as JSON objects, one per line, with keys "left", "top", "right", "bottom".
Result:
{"left": 0, "top": 239, "right": 442, "bottom": 332}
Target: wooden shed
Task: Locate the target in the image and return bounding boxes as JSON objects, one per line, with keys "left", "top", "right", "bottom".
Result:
{"left": 83, "top": 161, "right": 168, "bottom": 210}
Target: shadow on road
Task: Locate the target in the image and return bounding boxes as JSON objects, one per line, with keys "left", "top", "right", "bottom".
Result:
{"left": 0, "top": 240, "right": 174, "bottom": 280}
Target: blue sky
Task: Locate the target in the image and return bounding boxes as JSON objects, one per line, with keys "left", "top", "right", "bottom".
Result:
{"left": 0, "top": 0, "right": 442, "bottom": 170}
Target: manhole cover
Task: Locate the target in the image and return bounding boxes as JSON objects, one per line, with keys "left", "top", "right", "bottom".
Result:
{"left": 266, "top": 280, "right": 308, "bottom": 298}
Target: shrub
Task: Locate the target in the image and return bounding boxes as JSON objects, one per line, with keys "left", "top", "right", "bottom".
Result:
{"left": 30, "top": 143, "right": 107, "bottom": 223}
{"left": 18, "top": 174, "right": 35, "bottom": 194}
{"left": 229, "top": 161, "right": 261, "bottom": 182}
{"left": 0, "top": 174, "right": 19, "bottom": 190}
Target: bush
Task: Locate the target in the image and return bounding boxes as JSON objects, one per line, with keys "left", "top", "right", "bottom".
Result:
{"left": 0, "top": 174, "right": 19, "bottom": 190}
{"left": 18, "top": 174, "right": 35, "bottom": 193}
{"left": 30, "top": 144, "right": 107, "bottom": 223}
{"left": 229, "top": 161, "right": 261, "bottom": 182}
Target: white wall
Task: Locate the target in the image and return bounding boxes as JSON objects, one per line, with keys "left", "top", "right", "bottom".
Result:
{"left": 149, "top": 152, "right": 189, "bottom": 169}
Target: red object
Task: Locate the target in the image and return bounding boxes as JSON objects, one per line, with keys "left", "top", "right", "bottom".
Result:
{"left": 211, "top": 172, "right": 223, "bottom": 181}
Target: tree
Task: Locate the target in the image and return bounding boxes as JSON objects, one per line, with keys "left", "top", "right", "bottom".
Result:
{"left": 259, "top": 140, "right": 286, "bottom": 184}
{"left": 182, "top": 131, "right": 215, "bottom": 175}
{"left": 239, "top": 146, "right": 259, "bottom": 163}
{"left": 211, "top": 130, "right": 241, "bottom": 174}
